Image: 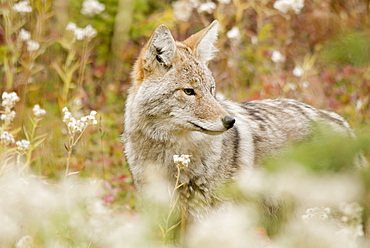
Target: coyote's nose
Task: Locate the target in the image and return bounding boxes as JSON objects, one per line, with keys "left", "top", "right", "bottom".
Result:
{"left": 222, "top": 116, "right": 235, "bottom": 129}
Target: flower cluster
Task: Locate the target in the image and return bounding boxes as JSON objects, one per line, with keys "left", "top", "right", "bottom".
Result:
{"left": 26, "top": 40, "right": 40, "bottom": 52}
{"left": 81, "top": 0, "right": 105, "bottom": 17}
{"left": 1, "top": 92, "right": 20, "bottom": 124}
{"left": 16, "top": 139, "right": 30, "bottom": 154}
{"left": 172, "top": 0, "right": 223, "bottom": 21}
{"left": 226, "top": 27, "right": 241, "bottom": 41}
{"left": 0, "top": 131, "right": 15, "bottom": 145}
{"left": 293, "top": 65, "right": 304, "bottom": 77}
{"left": 32, "top": 104, "right": 46, "bottom": 119}
{"left": 12, "top": 0, "right": 32, "bottom": 13}
{"left": 338, "top": 202, "right": 364, "bottom": 237}
{"left": 271, "top": 50, "right": 285, "bottom": 63}
{"left": 66, "top": 23, "right": 97, "bottom": 41}
{"left": 173, "top": 154, "right": 191, "bottom": 168}
{"left": 197, "top": 2, "right": 217, "bottom": 14}
{"left": 273, "top": 0, "right": 305, "bottom": 14}
{"left": 62, "top": 107, "right": 97, "bottom": 134}
{"left": 172, "top": 1, "right": 193, "bottom": 22}
{"left": 19, "top": 29, "right": 31, "bottom": 41}
{"left": 302, "top": 207, "right": 331, "bottom": 222}
{"left": 18, "top": 29, "right": 40, "bottom": 52}
{"left": 218, "top": 0, "right": 231, "bottom": 4}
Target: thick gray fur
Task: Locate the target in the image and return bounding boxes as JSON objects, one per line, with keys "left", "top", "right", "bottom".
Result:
{"left": 123, "top": 21, "right": 364, "bottom": 219}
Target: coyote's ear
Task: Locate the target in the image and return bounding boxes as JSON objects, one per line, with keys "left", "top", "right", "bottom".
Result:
{"left": 143, "top": 24, "right": 176, "bottom": 71}
{"left": 183, "top": 20, "right": 219, "bottom": 64}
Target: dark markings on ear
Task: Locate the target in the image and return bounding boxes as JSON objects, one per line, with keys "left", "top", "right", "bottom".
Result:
{"left": 155, "top": 46, "right": 172, "bottom": 70}
{"left": 155, "top": 47, "right": 164, "bottom": 63}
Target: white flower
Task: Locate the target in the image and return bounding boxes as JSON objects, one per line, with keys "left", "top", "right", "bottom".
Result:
{"left": 1, "top": 93, "right": 18, "bottom": 121}
{"left": 19, "top": 28, "right": 31, "bottom": 41}
{"left": 339, "top": 202, "right": 363, "bottom": 217}
{"left": 15, "top": 235, "right": 34, "bottom": 248}
{"left": 287, "top": 82, "right": 296, "bottom": 91}
{"left": 197, "top": 2, "right": 217, "bottom": 14}
{"left": 172, "top": 1, "right": 193, "bottom": 22}
{"left": 62, "top": 107, "right": 98, "bottom": 134}
{"left": 251, "top": 36, "right": 258, "bottom": 45}
{"left": 12, "top": 0, "right": 32, "bottom": 13}
{"left": 271, "top": 50, "right": 285, "bottom": 63}
{"left": 2, "top": 92, "right": 20, "bottom": 107}
{"left": 81, "top": 0, "right": 105, "bottom": 17}
{"left": 0, "top": 131, "right": 15, "bottom": 145}
{"left": 356, "top": 99, "right": 363, "bottom": 111}
{"left": 73, "top": 28, "right": 86, "bottom": 40}
{"left": 226, "top": 27, "right": 241, "bottom": 40}
{"left": 83, "top": 25, "right": 97, "bottom": 39}
{"left": 173, "top": 154, "right": 191, "bottom": 167}
{"left": 189, "top": 0, "right": 200, "bottom": 8}
{"left": 338, "top": 202, "right": 364, "bottom": 238}
{"left": 1, "top": 111, "right": 16, "bottom": 123}
{"left": 302, "top": 206, "right": 331, "bottom": 222}
{"left": 66, "top": 22, "right": 77, "bottom": 31}
{"left": 273, "top": 0, "right": 304, "bottom": 14}
{"left": 16, "top": 139, "right": 30, "bottom": 153}
{"left": 218, "top": 0, "right": 231, "bottom": 4}
{"left": 293, "top": 65, "right": 304, "bottom": 77}
{"left": 32, "top": 104, "right": 46, "bottom": 118}
{"left": 66, "top": 23, "right": 97, "bottom": 41}
{"left": 26, "top": 40, "right": 40, "bottom": 51}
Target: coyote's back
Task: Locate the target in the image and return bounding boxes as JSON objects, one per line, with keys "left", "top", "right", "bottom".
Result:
{"left": 124, "top": 21, "right": 363, "bottom": 218}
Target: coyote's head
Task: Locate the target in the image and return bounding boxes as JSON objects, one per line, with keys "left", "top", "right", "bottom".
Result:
{"left": 129, "top": 21, "right": 235, "bottom": 136}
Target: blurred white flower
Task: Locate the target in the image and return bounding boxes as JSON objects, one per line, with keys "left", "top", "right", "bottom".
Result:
{"left": 81, "top": 0, "right": 105, "bottom": 17}
{"left": 287, "top": 82, "right": 297, "bottom": 91}
{"left": 66, "top": 23, "right": 97, "bottom": 41}
{"left": 173, "top": 154, "right": 191, "bottom": 167}
{"left": 302, "top": 207, "right": 331, "bottom": 222}
{"left": 73, "top": 28, "right": 86, "bottom": 40}
{"left": 62, "top": 107, "right": 98, "bottom": 134}
{"left": 19, "top": 29, "right": 31, "bottom": 41}
{"left": 0, "top": 131, "right": 15, "bottom": 145}
{"left": 339, "top": 202, "right": 363, "bottom": 217}
{"left": 197, "top": 2, "right": 216, "bottom": 14}
{"left": 12, "top": 0, "right": 32, "bottom": 13}
{"left": 188, "top": 0, "right": 200, "bottom": 7}
{"left": 2, "top": 92, "right": 20, "bottom": 110}
{"left": 302, "top": 81, "right": 309, "bottom": 88}
{"left": 32, "top": 104, "right": 46, "bottom": 119}
{"left": 83, "top": 25, "right": 98, "bottom": 39}
{"left": 293, "top": 65, "right": 304, "bottom": 77}
{"left": 66, "top": 22, "right": 77, "bottom": 31}
{"left": 26, "top": 40, "right": 40, "bottom": 52}
{"left": 1, "top": 92, "right": 19, "bottom": 123}
{"left": 274, "top": 0, "right": 304, "bottom": 14}
{"left": 218, "top": 0, "right": 231, "bottom": 4}
{"left": 226, "top": 27, "right": 241, "bottom": 40}
{"left": 271, "top": 49, "right": 285, "bottom": 63}
{"left": 16, "top": 139, "right": 30, "bottom": 153}
{"left": 339, "top": 202, "right": 364, "bottom": 238}
{"left": 0, "top": 111, "right": 16, "bottom": 123}
{"left": 356, "top": 99, "right": 362, "bottom": 111}
{"left": 15, "top": 235, "right": 34, "bottom": 248}
{"left": 172, "top": 1, "right": 193, "bottom": 22}
{"left": 251, "top": 36, "right": 258, "bottom": 45}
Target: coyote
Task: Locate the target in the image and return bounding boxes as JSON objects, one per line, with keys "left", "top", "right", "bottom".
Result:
{"left": 124, "top": 20, "right": 363, "bottom": 218}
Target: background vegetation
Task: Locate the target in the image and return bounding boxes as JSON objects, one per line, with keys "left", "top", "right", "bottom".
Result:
{"left": 0, "top": 0, "right": 370, "bottom": 247}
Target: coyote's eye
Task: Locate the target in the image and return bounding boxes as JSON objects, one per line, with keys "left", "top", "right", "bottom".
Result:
{"left": 183, "top": 88, "right": 196, "bottom": 96}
